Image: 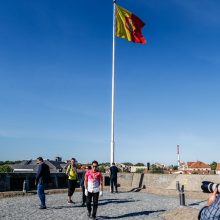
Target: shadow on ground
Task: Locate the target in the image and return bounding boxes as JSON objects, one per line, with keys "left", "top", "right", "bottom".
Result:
{"left": 98, "top": 210, "right": 166, "bottom": 219}
{"left": 99, "top": 198, "right": 136, "bottom": 206}
{"left": 49, "top": 199, "right": 136, "bottom": 209}
{"left": 188, "top": 200, "right": 206, "bottom": 207}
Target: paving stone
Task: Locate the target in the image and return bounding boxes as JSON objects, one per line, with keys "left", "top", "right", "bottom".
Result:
{"left": 0, "top": 191, "right": 205, "bottom": 220}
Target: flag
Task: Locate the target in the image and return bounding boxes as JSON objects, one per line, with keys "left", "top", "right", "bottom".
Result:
{"left": 115, "top": 4, "right": 146, "bottom": 44}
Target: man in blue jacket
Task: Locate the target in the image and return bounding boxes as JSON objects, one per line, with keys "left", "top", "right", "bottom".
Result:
{"left": 36, "top": 157, "right": 50, "bottom": 209}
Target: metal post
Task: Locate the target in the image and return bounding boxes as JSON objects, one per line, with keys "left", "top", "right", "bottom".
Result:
{"left": 180, "top": 185, "right": 186, "bottom": 206}
{"left": 176, "top": 181, "right": 180, "bottom": 191}
{"left": 23, "top": 180, "right": 27, "bottom": 193}
{"left": 176, "top": 182, "right": 186, "bottom": 206}
{"left": 110, "top": 0, "right": 116, "bottom": 165}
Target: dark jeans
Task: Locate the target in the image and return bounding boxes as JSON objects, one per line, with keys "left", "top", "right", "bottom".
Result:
{"left": 110, "top": 177, "right": 118, "bottom": 192}
{"left": 68, "top": 179, "right": 77, "bottom": 197}
{"left": 81, "top": 185, "right": 86, "bottom": 204}
{"left": 87, "top": 192, "right": 99, "bottom": 217}
{"left": 37, "top": 183, "right": 46, "bottom": 207}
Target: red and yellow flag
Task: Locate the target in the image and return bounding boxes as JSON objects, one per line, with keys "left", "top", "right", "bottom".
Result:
{"left": 115, "top": 4, "right": 146, "bottom": 44}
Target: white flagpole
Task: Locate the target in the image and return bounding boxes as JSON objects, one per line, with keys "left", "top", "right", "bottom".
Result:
{"left": 111, "top": 0, "right": 116, "bottom": 165}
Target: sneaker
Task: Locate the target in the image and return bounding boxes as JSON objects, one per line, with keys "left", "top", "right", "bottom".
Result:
{"left": 39, "top": 206, "right": 46, "bottom": 209}
{"left": 67, "top": 200, "right": 74, "bottom": 204}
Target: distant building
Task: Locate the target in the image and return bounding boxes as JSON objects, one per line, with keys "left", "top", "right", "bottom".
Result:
{"left": 12, "top": 158, "right": 67, "bottom": 173}
{"left": 216, "top": 163, "right": 220, "bottom": 175}
{"left": 130, "top": 166, "right": 148, "bottom": 173}
{"left": 177, "top": 161, "right": 211, "bottom": 174}
{"left": 153, "top": 163, "right": 166, "bottom": 169}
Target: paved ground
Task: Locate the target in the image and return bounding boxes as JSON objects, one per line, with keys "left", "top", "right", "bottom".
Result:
{"left": 0, "top": 191, "right": 206, "bottom": 220}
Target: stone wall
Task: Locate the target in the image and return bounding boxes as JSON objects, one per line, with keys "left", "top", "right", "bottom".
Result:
{"left": 118, "top": 173, "right": 220, "bottom": 192}
{"left": 0, "top": 173, "right": 79, "bottom": 192}
{"left": 1, "top": 172, "right": 220, "bottom": 192}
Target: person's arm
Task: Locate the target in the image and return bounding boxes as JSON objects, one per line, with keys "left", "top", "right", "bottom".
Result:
{"left": 66, "top": 165, "right": 70, "bottom": 175}
{"left": 36, "top": 164, "right": 42, "bottom": 184}
{"left": 199, "top": 189, "right": 220, "bottom": 220}
{"left": 207, "top": 189, "right": 218, "bottom": 206}
{"left": 84, "top": 172, "right": 88, "bottom": 196}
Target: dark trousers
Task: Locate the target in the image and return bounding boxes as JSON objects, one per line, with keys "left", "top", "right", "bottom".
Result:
{"left": 81, "top": 185, "right": 86, "bottom": 204}
{"left": 110, "top": 177, "right": 118, "bottom": 192}
{"left": 68, "top": 179, "right": 77, "bottom": 197}
{"left": 87, "top": 192, "right": 99, "bottom": 217}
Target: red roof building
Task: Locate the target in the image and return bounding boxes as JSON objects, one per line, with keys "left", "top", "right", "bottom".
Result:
{"left": 178, "top": 161, "right": 211, "bottom": 174}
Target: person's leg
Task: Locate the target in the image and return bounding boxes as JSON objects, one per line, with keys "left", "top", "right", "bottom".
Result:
{"left": 37, "top": 183, "right": 46, "bottom": 208}
{"left": 92, "top": 192, "right": 99, "bottom": 218}
{"left": 86, "top": 192, "right": 92, "bottom": 216}
{"left": 68, "top": 180, "right": 74, "bottom": 202}
{"left": 72, "top": 180, "right": 76, "bottom": 194}
{"left": 82, "top": 185, "right": 86, "bottom": 205}
{"left": 110, "top": 178, "right": 114, "bottom": 193}
{"left": 114, "top": 178, "right": 118, "bottom": 192}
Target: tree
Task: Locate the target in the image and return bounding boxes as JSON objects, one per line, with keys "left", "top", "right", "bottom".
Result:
{"left": 122, "top": 162, "right": 133, "bottom": 166}
{"left": 134, "top": 163, "right": 145, "bottom": 166}
{"left": 210, "top": 161, "right": 217, "bottom": 171}
{"left": 99, "top": 162, "right": 110, "bottom": 167}
{"left": 0, "top": 165, "right": 13, "bottom": 172}
{"left": 98, "top": 165, "right": 106, "bottom": 173}
{"left": 168, "top": 165, "right": 178, "bottom": 170}
{"left": 135, "top": 168, "right": 144, "bottom": 173}
{"left": 150, "top": 164, "right": 164, "bottom": 174}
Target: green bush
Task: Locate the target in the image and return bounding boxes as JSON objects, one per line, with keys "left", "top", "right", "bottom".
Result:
{"left": 0, "top": 165, "right": 13, "bottom": 172}
{"left": 135, "top": 168, "right": 144, "bottom": 173}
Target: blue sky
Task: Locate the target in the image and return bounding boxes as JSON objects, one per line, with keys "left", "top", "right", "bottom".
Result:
{"left": 1, "top": 0, "right": 220, "bottom": 165}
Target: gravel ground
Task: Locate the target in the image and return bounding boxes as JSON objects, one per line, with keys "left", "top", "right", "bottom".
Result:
{"left": 0, "top": 191, "right": 206, "bottom": 220}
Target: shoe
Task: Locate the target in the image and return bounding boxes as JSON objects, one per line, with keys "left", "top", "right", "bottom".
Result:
{"left": 91, "top": 216, "right": 96, "bottom": 220}
{"left": 67, "top": 200, "right": 74, "bottom": 204}
{"left": 87, "top": 212, "right": 91, "bottom": 217}
{"left": 39, "top": 206, "right": 46, "bottom": 209}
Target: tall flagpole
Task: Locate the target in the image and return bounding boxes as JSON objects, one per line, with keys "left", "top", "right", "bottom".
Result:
{"left": 111, "top": 0, "right": 116, "bottom": 165}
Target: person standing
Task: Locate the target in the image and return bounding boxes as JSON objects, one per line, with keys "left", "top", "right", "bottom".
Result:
{"left": 84, "top": 161, "right": 103, "bottom": 220}
{"left": 66, "top": 158, "right": 78, "bottom": 204}
{"left": 110, "top": 162, "right": 118, "bottom": 193}
{"left": 36, "top": 157, "right": 50, "bottom": 209}
{"left": 80, "top": 165, "right": 91, "bottom": 206}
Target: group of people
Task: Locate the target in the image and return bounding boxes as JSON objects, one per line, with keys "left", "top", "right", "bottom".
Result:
{"left": 35, "top": 157, "right": 118, "bottom": 220}
{"left": 36, "top": 156, "right": 220, "bottom": 219}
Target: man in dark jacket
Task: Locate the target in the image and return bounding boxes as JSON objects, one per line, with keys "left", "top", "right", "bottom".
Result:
{"left": 36, "top": 157, "right": 50, "bottom": 209}
{"left": 80, "top": 165, "right": 91, "bottom": 206}
{"left": 110, "top": 163, "right": 118, "bottom": 193}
